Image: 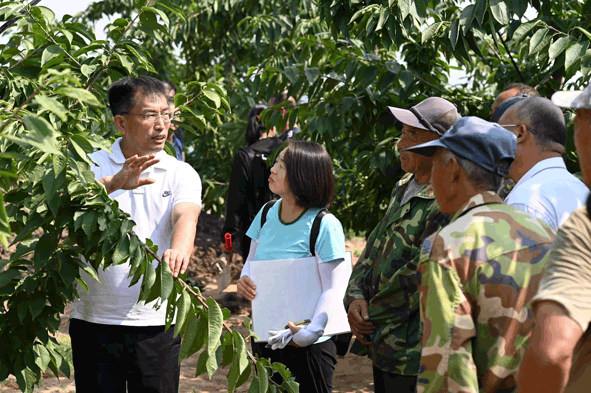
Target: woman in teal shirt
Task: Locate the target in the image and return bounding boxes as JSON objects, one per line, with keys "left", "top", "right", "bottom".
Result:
{"left": 237, "top": 140, "right": 347, "bottom": 393}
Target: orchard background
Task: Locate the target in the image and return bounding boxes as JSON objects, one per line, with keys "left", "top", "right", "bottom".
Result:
{"left": 0, "top": 0, "right": 589, "bottom": 392}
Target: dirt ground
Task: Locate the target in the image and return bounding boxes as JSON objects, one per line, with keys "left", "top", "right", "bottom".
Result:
{"left": 0, "top": 213, "right": 374, "bottom": 393}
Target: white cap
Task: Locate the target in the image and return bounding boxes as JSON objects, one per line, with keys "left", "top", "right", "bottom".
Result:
{"left": 552, "top": 84, "right": 591, "bottom": 109}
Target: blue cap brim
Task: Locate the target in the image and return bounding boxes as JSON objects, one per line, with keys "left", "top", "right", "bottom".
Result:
{"left": 403, "top": 139, "right": 448, "bottom": 156}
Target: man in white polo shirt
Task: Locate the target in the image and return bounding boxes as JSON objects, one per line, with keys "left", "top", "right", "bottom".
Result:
{"left": 498, "top": 96, "right": 588, "bottom": 230}
{"left": 69, "top": 76, "right": 202, "bottom": 393}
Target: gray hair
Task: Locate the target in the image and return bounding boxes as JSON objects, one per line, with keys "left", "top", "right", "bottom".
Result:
{"left": 509, "top": 96, "right": 567, "bottom": 148}
{"left": 442, "top": 150, "right": 507, "bottom": 193}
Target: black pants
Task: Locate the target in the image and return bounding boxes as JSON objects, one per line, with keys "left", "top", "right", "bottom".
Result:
{"left": 252, "top": 338, "right": 338, "bottom": 393}
{"left": 69, "top": 319, "right": 181, "bottom": 393}
{"left": 372, "top": 365, "right": 417, "bottom": 393}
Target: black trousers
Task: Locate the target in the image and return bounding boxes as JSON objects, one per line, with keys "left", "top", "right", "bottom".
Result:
{"left": 372, "top": 365, "right": 417, "bottom": 393}
{"left": 69, "top": 319, "right": 181, "bottom": 393}
{"left": 252, "top": 338, "right": 338, "bottom": 393}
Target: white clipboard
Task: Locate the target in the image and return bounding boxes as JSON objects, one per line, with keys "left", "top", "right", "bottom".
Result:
{"left": 250, "top": 251, "right": 352, "bottom": 342}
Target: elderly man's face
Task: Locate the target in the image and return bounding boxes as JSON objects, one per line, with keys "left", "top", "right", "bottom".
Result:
{"left": 574, "top": 108, "right": 591, "bottom": 187}
{"left": 397, "top": 124, "right": 439, "bottom": 182}
{"left": 430, "top": 148, "right": 457, "bottom": 215}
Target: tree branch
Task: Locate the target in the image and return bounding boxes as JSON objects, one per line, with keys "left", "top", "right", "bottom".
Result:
{"left": 496, "top": 30, "right": 525, "bottom": 83}
{"left": 0, "top": 87, "right": 41, "bottom": 134}
{"left": 86, "top": 0, "right": 155, "bottom": 92}
{"left": 142, "top": 245, "right": 258, "bottom": 364}
{"left": 25, "top": 9, "right": 82, "bottom": 67}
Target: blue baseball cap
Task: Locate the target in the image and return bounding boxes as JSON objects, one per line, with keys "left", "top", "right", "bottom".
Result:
{"left": 490, "top": 94, "right": 529, "bottom": 122}
{"left": 403, "top": 116, "right": 517, "bottom": 176}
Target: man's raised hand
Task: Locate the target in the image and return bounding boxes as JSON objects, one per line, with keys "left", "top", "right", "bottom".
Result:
{"left": 100, "top": 154, "right": 160, "bottom": 194}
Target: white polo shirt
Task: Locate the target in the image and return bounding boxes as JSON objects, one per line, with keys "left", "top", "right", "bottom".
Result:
{"left": 505, "top": 157, "right": 589, "bottom": 231}
{"left": 70, "top": 138, "right": 202, "bottom": 326}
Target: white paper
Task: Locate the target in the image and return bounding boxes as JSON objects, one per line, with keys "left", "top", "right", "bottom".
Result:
{"left": 250, "top": 252, "right": 352, "bottom": 342}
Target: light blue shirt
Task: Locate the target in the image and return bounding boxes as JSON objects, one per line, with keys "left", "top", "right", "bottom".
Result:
{"left": 505, "top": 157, "right": 589, "bottom": 231}
{"left": 245, "top": 200, "right": 346, "bottom": 344}
{"left": 246, "top": 199, "right": 345, "bottom": 263}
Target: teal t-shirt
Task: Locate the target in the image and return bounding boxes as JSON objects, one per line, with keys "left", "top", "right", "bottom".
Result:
{"left": 246, "top": 199, "right": 345, "bottom": 263}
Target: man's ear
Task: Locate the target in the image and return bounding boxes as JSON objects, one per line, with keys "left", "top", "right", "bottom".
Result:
{"left": 514, "top": 124, "right": 528, "bottom": 144}
{"left": 113, "top": 115, "right": 126, "bottom": 134}
{"left": 448, "top": 155, "right": 463, "bottom": 185}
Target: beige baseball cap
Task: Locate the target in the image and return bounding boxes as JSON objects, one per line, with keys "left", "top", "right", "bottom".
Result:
{"left": 552, "top": 84, "right": 591, "bottom": 109}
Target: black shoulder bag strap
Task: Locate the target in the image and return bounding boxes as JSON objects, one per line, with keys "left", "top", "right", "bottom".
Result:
{"left": 260, "top": 200, "right": 277, "bottom": 227}
{"left": 310, "top": 208, "right": 329, "bottom": 256}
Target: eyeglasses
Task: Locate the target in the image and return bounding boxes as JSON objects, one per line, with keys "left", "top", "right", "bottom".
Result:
{"left": 120, "top": 112, "right": 172, "bottom": 123}
{"left": 499, "top": 123, "right": 539, "bottom": 135}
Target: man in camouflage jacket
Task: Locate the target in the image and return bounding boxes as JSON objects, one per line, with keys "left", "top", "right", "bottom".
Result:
{"left": 345, "top": 97, "right": 459, "bottom": 392}
{"left": 405, "top": 117, "right": 555, "bottom": 393}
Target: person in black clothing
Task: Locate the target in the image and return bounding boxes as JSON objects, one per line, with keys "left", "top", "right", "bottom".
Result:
{"left": 222, "top": 103, "right": 281, "bottom": 259}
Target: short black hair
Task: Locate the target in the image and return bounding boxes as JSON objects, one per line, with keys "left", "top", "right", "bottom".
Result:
{"left": 245, "top": 103, "right": 269, "bottom": 145}
{"left": 502, "top": 83, "right": 540, "bottom": 96}
{"left": 164, "top": 81, "right": 177, "bottom": 104}
{"left": 269, "top": 90, "right": 297, "bottom": 108}
{"left": 282, "top": 140, "right": 335, "bottom": 209}
{"left": 108, "top": 76, "right": 167, "bottom": 116}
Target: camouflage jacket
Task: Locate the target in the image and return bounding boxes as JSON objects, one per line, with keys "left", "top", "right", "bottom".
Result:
{"left": 344, "top": 173, "right": 449, "bottom": 375}
{"left": 417, "top": 192, "right": 555, "bottom": 393}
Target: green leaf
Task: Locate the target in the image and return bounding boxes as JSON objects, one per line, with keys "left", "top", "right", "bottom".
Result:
{"left": 112, "top": 234, "right": 130, "bottom": 265}
{"left": 34, "top": 234, "right": 54, "bottom": 270}
{"left": 202, "top": 90, "right": 221, "bottom": 108}
{"left": 0, "top": 190, "right": 10, "bottom": 248}
{"left": 42, "top": 167, "right": 65, "bottom": 217}
{"left": 206, "top": 297, "right": 224, "bottom": 378}
{"left": 174, "top": 289, "right": 191, "bottom": 337}
{"left": 512, "top": 21, "right": 539, "bottom": 44}
{"left": 304, "top": 67, "right": 320, "bottom": 84}
{"left": 449, "top": 19, "right": 460, "bottom": 50}
{"left": 41, "top": 45, "right": 63, "bottom": 67}
{"left": 142, "top": 6, "right": 170, "bottom": 28}
{"left": 255, "top": 361, "right": 269, "bottom": 393}
{"left": 284, "top": 65, "right": 299, "bottom": 84}
{"left": 529, "top": 28, "right": 549, "bottom": 55}
{"left": 114, "top": 53, "right": 135, "bottom": 75}
{"left": 360, "top": 66, "right": 378, "bottom": 89}
{"left": 179, "top": 314, "right": 200, "bottom": 360}
{"left": 475, "top": 0, "right": 487, "bottom": 26}
{"left": 574, "top": 27, "right": 591, "bottom": 41}
{"left": 398, "top": 0, "right": 411, "bottom": 20}
{"left": 490, "top": 0, "right": 510, "bottom": 25}
{"left": 5, "top": 115, "right": 62, "bottom": 156}
{"left": 566, "top": 41, "right": 589, "bottom": 71}
{"left": 422, "top": 22, "right": 444, "bottom": 44}
{"left": 35, "top": 95, "right": 67, "bottom": 121}
{"left": 549, "top": 36, "right": 571, "bottom": 61}
{"left": 160, "top": 260, "right": 174, "bottom": 300}
{"left": 459, "top": 5, "right": 476, "bottom": 34}
{"left": 56, "top": 87, "right": 103, "bottom": 107}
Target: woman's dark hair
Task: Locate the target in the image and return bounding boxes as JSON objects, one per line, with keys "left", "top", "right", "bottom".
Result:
{"left": 245, "top": 103, "right": 269, "bottom": 145}
{"left": 282, "top": 140, "right": 335, "bottom": 209}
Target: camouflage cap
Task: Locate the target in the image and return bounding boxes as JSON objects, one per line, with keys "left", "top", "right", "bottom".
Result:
{"left": 552, "top": 84, "right": 591, "bottom": 109}
{"left": 403, "top": 116, "right": 517, "bottom": 176}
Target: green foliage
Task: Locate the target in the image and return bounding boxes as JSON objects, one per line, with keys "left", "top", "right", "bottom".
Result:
{"left": 76, "top": 0, "right": 590, "bottom": 235}
{"left": 0, "top": 1, "right": 294, "bottom": 392}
